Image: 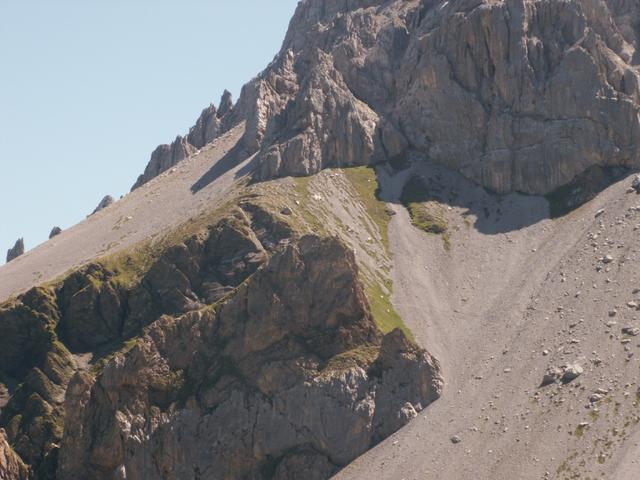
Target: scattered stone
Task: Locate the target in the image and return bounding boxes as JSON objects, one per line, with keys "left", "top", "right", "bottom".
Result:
{"left": 627, "top": 301, "right": 639, "bottom": 309}
{"left": 6, "top": 238, "right": 24, "bottom": 263}
{"left": 91, "top": 195, "right": 114, "bottom": 215}
{"left": 280, "top": 206, "right": 293, "bottom": 216}
{"left": 562, "top": 364, "right": 584, "bottom": 383}
{"left": 632, "top": 175, "right": 640, "bottom": 193}
{"left": 622, "top": 327, "right": 640, "bottom": 337}
{"left": 602, "top": 255, "right": 614, "bottom": 264}
{"left": 450, "top": 435, "right": 462, "bottom": 444}
{"left": 541, "top": 366, "right": 563, "bottom": 386}
{"left": 49, "top": 226, "right": 62, "bottom": 239}
{"left": 595, "top": 209, "right": 605, "bottom": 218}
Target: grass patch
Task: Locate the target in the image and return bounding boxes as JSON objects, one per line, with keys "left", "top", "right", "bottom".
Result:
{"left": 366, "top": 282, "right": 413, "bottom": 340}
{"left": 575, "top": 424, "right": 588, "bottom": 438}
{"left": 321, "top": 345, "right": 380, "bottom": 375}
{"left": 343, "top": 166, "right": 393, "bottom": 252}
{"left": 401, "top": 177, "right": 449, "bottom": 247}
{"left": 290, "top": 176, "right": 328, "bottom": 234}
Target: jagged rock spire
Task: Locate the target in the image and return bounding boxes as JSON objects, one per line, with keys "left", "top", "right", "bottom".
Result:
{"left": 6, "top": 238, "right": 24, "bottom": 263}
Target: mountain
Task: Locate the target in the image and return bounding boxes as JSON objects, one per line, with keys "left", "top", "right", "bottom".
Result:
{"left": 2, "top": 1, "right": 640, "bottom": 479}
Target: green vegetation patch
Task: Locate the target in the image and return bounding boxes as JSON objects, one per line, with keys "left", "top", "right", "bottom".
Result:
{"left": 343, "top": 166, "right": 394, "bottom": 252}
{"left": 366, "top": 281, "right": 413, "bottom": 340}
{"left": 401, "top": 177, "right": 449, "bottom": 246}
{"left": 321, "top": 345, "right": 380, "bottom": 375}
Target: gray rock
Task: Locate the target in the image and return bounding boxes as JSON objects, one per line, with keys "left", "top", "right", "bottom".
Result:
{"left": 622, "top": 326, "right": 640, "bottom": 336}
{"left": 217, "top": 89, "right": 234, "bottom": 118}
{"left": 49, "top": 226, "right": 62, "bottom": 239}
{"left": 187, "top": 104, "right": 221, "bottom": 149}
{"left": 562, "top": 364, "right": 584, "bottom": 383}
{"left": 226, "top": 0, "right": 640, "bottom": 195}
{"left": 131, "top": 137, "right": 195, "bottom": 190}
{"left": 632, "top": 175, "right": 640, "bottom": 193}
{"left": 541, "top": 366, "right": 563, "bottom": 386}
{"left": 451, "top": 435, "right": 462, "bottom": 444}
{"left": 91, "top": 195, "right": 114, "bottom": 215}
{"left": 6, "top": 238, "right": 24, "bottom": 263}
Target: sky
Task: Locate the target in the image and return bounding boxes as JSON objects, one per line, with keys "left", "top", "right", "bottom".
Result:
{"left": 0, "top": 0, "right": 299, "bottom": 264}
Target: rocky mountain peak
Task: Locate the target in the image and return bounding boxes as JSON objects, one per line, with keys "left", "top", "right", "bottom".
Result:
{"left": 226, "top": 0, "right": 640, "bottom": 194}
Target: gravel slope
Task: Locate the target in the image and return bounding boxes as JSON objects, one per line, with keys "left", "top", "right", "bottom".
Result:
{"left": 0, "top": 124, "right": 248, "bottom": 303}
{"left": 336, "top": 164, "right": 640, "bottom": 480}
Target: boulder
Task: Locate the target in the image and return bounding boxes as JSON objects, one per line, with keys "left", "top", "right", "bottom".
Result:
{"left": 91, "top": 195, "right": 114, "bottom": 215}
{"left": 562, "top": 364, "right": 584, "bottom": 383}
{"left": 48, "top": 227, "right": 62, "bottom": 239}
{"left": 541, "top": 366, "right": 564, "bottom": 386}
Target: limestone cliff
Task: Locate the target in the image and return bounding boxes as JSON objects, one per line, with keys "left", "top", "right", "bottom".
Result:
{"left": 238, "top": 0, "right": 640, "bottom": 194}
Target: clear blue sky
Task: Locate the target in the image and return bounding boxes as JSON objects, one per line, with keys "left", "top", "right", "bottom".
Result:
{"left": 0, "top": 0, "right": 299, "bottom": 264}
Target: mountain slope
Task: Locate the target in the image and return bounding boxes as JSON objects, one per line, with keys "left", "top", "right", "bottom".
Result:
{"left": 2, "top": 1, "right": 640, "bottom": 479}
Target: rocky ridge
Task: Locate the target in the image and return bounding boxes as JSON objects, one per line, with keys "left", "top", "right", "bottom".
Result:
{"left": 131, "top": 90, "right": 237, "bottom": 190}
{"left": 136, "top": 0, "right": 640, "bottom": 196}
{"left": 0, "top": 193, "right": 442, "bottom": 479}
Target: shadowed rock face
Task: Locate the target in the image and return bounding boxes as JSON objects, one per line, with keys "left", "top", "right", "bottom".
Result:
{"left": 232, "top": 0, "right": 640, "bottom": 194}
{"left": 6, "top": 239, "right": 24, "bottom": 263}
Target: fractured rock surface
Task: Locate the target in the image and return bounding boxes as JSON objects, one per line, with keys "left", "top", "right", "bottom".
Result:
{"left": 221, "top": 0, "right": 640, "bottom": 195}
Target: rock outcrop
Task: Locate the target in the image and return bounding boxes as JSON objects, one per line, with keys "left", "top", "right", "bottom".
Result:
{"left": 91, "top": 195, "right": 114, "bottom": 215}
{"left": 132, "top": 91, "right": 236, "bottom": 190}
{"left": 5, "top": 239, "right": 24, "bottom": 264}
{"left": 131, "top": 137, "right": 195, "bottom": 190}
{"left": 0, "top": 203, "right": 442, "bottom": 479}
{"left": 0, "top": 430, "right": 29, "bottom": 480}
{"left": 228, "top": 0, "right": 640, "bottom": 195}
{"left": 57, "top": 234, "right": 442, "bottom": 480}
{"left": 48, "top": 227, "right": 62, "bottom": 239}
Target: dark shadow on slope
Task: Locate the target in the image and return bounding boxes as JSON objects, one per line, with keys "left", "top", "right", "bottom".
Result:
{"left": 375, "top": 159, "right": 549, "bottom": 235}
{"left": 545, "top": 165, "right": 630, "bottom": 218}
{"left": 191, "top": 140, "right": 250, "bottom": 193}
{"left": 375, "top": 156, "right": 630, "bottom": 235}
